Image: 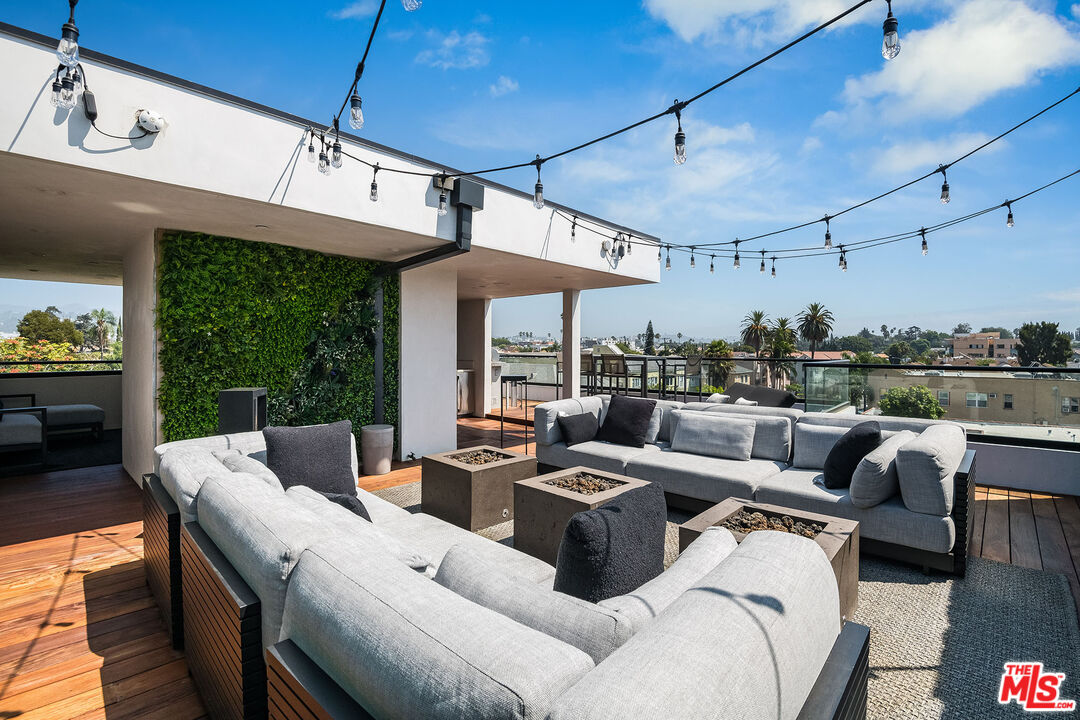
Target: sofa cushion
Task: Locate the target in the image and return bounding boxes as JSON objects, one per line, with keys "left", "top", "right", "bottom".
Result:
{"left": 547, "top": 531, "right": 838, "bottom": 720}
{"left": 596, "top": 395, "right": 658, "bottom": 448}
{"left": 823, "top": 422, "right": 882, "bottom": 489}
{"left": 281, "top": 540, "right": 594, "bottom": 720}
{"left": 850, "top": 430, "right": 916, "bottom": 508}
{"left": 212, "top": 449, "right": 283, "bottom": 489}
{"left": 553, "top": 484, "right": 667, "bottom": 603}
{"left": 320, "top": 492, "right": 372, "bottom": 521}
{"left": 197, "top": 473, "right": 328, "bottom": 649}
{"left": 264, "top": 420, "right": 357, "bottom": 496}
{"left": 0, "top": 413, "right": 43, "bottom": 447}
{"left": 692, "top": 410, "right": 793, "bottom": 463}
{"left": 285, "top": 485, "right": 431, "bottom": 573}
{"left": 45, "top": 403, "right": 105, "bottom": 426}
{"left": 896, "top": 424, "right": 968, "bottom": 515}
{"left": 154, "top": 430, "right": 267, "bottom": 472}
{"left": 534, "top": 397, "right": 604, "bottom": 446}
{"left": 792, "top": 423, "right": 848, "bottom": 471}
{"left": 706, "top": 393, "right": 729, "bottom": 403}
{"left": 653, "top": 400, "right": 685, "bottom": 442}
{"left": 355, "top": 487, "right": 420, "bottom": 527}
{"left": 796, "top": 413, "right": 964, "bottom": 435}
{"left": 733, "top": 397, "right": 758, "bottom": 406}
{"left": 626, "top": 450, "right": 785, "bottom": 504}
{"left": 557, "top": 412, "right": 599, "bottom": 447}
{"left": 388, "top": 512, "right": 556, "bottom": 584}
{"left": 755, "top": 468, "right": 956, "bottom": 553}
{"left": 599, "top": 527, "right": 738, "bottom": 633}
{"left": 725, "top": 382, "right": 798, "bottom": 408}
{"left": 158, "top": 446, "right": 235, "bottom": 524}
{"left": 700, "top": 403, "right": 804, "bottom": 433}
{"left": 434, "top": 545, "right": 633, "bottom": 664}
{"left": 537, "top": 440, "right": 660, "bottom": 475}
{"left": 670, "top": 411, "right": 756, "bottom": 461}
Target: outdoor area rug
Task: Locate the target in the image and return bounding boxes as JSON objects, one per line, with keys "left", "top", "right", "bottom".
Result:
{"left": 373, "top": 481, "right": 1080, "bottom": 719}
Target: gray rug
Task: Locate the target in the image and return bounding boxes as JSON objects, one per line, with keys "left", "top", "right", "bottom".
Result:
{"left": 374, "top": 481, "right": 1080, "bottom": 719}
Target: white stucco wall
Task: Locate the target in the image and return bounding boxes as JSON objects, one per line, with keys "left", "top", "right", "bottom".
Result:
{"left": 399, "top": 264, "right": 457, "bottom": 459}
{"left": 0, "top": 373, "right": 122, "bottom": 429}
{"left": 457, "top": 298, "right": 492, "bottom": 415}
{"left": 121, "top": 236, "right": 157, "bottom": 483}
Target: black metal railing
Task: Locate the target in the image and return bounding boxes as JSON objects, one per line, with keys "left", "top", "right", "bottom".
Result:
{"left": 0, "top": 358, "right": 123, "bottom": 374}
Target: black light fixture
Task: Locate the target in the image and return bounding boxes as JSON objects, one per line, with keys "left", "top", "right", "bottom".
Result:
{"left": 533, "top": 155, "right": 545, "bottom": 210}
{"left": 307, "top": 134, "right": 316, "bottom": 163}
{"left": 882, "top": 0, "right": 900, "bottom": 60}
{"left": 939, "top": 165, "right": 951, "bottom": 204}
{"left": 370, "top": 163, "right": 380, "bottom": 202}
{"left": 759, "top": 250, "right": 766, "bottom": 274}
{"left": 709, "top": 254, "right": 715, "bottom": 273}
{"left": 824, "top": 215, "right": 833, "bottom": 249}
{"left": 665, "top": 246, "right": 672, "bottom": 270}
{"left": 1005, "top": 202, "right": 1015, "bottom": 227}
{"left": 571, "top": 216, "right": 577, "bottom": 242}
{"left": 771, "top": 256, "right": 777, "bottom": 278}
{"left": 331, "top": 119, "right": 343, "bottom": 169}
{"left": 733, "top": 239, "right": 741, "bottom": 269}
{"left": 349, "top": 94, "right": 364, "bottom": 130}
{"left": 56, "top": 0, "right": 80, "bottom": 68}
{"left": 920, "top": 227, "right": 928, "bottom": 256}
{"left": 673, "top": 101, "right": 687, "bottom": 165}
{"left": 690, "top": 247, "right": 696, "bottom": 269}
{"left": 657, "top": 245, "right": 662, "bottom": 262}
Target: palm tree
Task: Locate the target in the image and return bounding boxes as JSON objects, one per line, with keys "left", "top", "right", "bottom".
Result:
{"left": 90, "top": 308, "right": 116, "bottom": 358}
{"left": 704, "top": 339, "right": 734, "bottom": 389}
{"left": 766, "top": 318, "right": 797, "bottom": 388}
{"left": 740, "top": 311, "right": 770, "bottom": 356}
{"left": 797, "top": 303, "right": 835, "bottom": 359}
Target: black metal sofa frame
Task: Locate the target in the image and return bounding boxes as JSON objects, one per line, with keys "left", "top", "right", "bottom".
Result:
{"left": 0, "top": 396, "right": 47, "bottom": 464}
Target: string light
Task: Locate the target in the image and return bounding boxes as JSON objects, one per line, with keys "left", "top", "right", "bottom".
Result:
{"left": 733, "top": 240, "right": 741, "bottom": 269}
{"left": 402, "top": 0, "right": 421, "bottom": 10}
{"left": 533, "top": 156, "right": 544, "bottom": 210}
{"left": 673, "top": 102, "right": 687, "bottom": 165}
{"left": 307, "top": 136, "right": 316, "bottom": 164}
{"left": 709, "top": 255, "right": 715, "bottom": 273}
{"left": 824, "top": 216, "right": 832, "bottom": 249}
{"left": 56, "top": 0, "right": 80, "bottom": 68}
{"left": 626, "top": 238, "right": 632, "bottom": 254}
{"left": 331, "top": 138, "right": 343, "bottom": 169}
{"left": 318, "top": 146, "right": 330, "bottom": 175}
{"left": 349, "top": 94, "right": 365, "bottom": 130}
{"left": 370, "top": 163, "right": 380, "bottom": 202}
{"left": 657, "top": 246, "right": 662, "bottom": 262}
{"left": 571, "top": 216, "right": 577, "bottom": 242}
{"left": 665, "top": 247, "right": 672, "bottom": 270}
{"left": 939, "top": 165, "right": 951, "bottom": 204}
{"left": 771, "top": 256, "right": 777, "bottom": 278}
{"left": 1005, "top": 202, "right": 1015, "bottom": 227}
{"left": 759, "top": 250, "right": 766, "bottom": 274}
{"left": 689, "top": 247, "right": 696, "bottom": 269}
{"left": 437, "top": 191, "right": 448, "bottom": 216}
{"left": 882, "top": 0, "right": 900, "bottom": 60}
{"left": 920, "top": 227, "right": 928, "bottom": 256}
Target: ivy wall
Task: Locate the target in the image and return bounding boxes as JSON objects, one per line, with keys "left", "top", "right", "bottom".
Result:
{"left": 157, "top": 231, "right": 399, "bottom": 451}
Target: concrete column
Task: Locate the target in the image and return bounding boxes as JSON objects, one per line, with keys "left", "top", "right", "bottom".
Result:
{"left": 457, "top": 298, "right": 492, "bottom": 416}
{"left": 562, "top": 289, "right": 581, "bottom": 399}
{"left": 399, "top": 263, "right": 458, "bottom": 460}
{"left": 121, "top": 234, "right": 158, "bottom": 484}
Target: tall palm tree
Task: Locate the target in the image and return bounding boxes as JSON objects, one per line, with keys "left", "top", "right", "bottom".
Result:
{"left": 90, "top": 308, "right": 116, "bottom": 358}
{"left": 704, "top": 339, "right": 734, "bottom": 389}
{"left": 797, "top": 303, "right": 835, "bottom": 359}
{"left": 740, "top": 310, "right": 770, "bottom": 356}
{"left": 766, "top": 318, "right": 797, "bottom": 388}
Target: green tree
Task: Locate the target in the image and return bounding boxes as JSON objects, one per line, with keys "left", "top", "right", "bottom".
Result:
{"left": 952, "top": 322, "right": 972, "bottom": 335}
{"left": 740, "top": 310, "right": 770, "bottom": 355}
{"left": 90, "top": 308, "right": 117, "bottom": 358}
{"left": 836, "top": 335, "right": 873, "bottom": 354}
{"left": 887, "top": 341, "right": 912, "bottom": 362}
{"left": 797, "top": 302, "right": 834, "bottom": 359}
{"left": 766, "top": 319, "right": 797, "bottom": 389}
{"left": 979, "top": 326, "right": 1013, "bottom": 339}
{"left": 644, "top": 320, "right": 655, "bottom": 356}
{"left": 911, "top": 338, "right": 930, "bottom": 355}
{"left": 492, "top": 337, "right": 513, "bottom": 348}
{"left": 879, "top": 385, "right": 946, "bottom": 419}
{"left": 1016, "top": 322, "right": 1072, "bottom": 366}
{"left": 704, "top": 339, "right": 734, "bottom": 389}
{"left": 880, "top": 324, "right": 890, "bottom": 339}
{"left": 17, "top": 309, "right": 83, "bottom": 347}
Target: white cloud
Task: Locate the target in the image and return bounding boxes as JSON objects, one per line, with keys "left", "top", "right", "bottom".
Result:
{"left": 387, "top": 29, "right": 414, "bottom": 42}
{"left": 871, "top": 132, "right": 1003, "bottom": 176}
{"left": 843, "top": 0, "right": 1080, "bottom": 121}
{"left": 1045, "top": 287, "right": 1080, "bottom": 303}
{"left": 489, "top": 75, "right": 519, "bottom": 97}
{"left": 415, "top": 30, "right": 491, "bottom": 70}
{"left": 331, "top": 1, "right": 378, "bottom": 20}
{"left": 1074, "top": 4, "right": 1080, "bottom": 20}
{"left": 800, "top": 136, "right": 823, "bottom": 155}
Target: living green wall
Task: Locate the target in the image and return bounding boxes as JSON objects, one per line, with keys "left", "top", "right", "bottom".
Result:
{"left": 157, "top": 231, "right": 399, "bottom": 449}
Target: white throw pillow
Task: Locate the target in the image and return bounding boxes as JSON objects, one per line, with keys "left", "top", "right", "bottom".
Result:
{"left": 733, "top": 397, "right": 758, "bottom": 406}
{"left": 706, "top": 393, "right": 730, "bottom": 404}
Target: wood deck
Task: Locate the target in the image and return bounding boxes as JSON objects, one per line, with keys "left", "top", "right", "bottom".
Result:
{"left": 2, "top": 417, "right": 1078, "bottom": 718}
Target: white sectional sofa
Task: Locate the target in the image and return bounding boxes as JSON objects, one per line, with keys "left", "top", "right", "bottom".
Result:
{"left": 144, "top": 428, "right": 871, "bottom": 720}
{"left": 534, "top": 395, "right": 976, "bottom": 576}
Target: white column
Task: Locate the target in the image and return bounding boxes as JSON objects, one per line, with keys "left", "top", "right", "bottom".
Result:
{"left": 122, "top": 234, "right": 159, "bottom": 484}
{"left": 562, "top": 289, "right": 581, "bottom": 399}
{"left": 457, "top": 298, "right": 492, "bottom": 416}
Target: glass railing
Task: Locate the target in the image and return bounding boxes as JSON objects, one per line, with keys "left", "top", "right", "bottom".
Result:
{"left": 803, "top": 362, "right": 1080, "bottom": 445}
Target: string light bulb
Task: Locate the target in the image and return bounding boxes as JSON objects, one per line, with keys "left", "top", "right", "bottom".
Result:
{"left": 733, "top": 240, "right": 741, "bottom": 269}
{"left": 307, "top": 137, "right": 316, "bottom": 163}
{"left": 920, "top": 228, "right": 928, "bottom": 256}
{"left": 56, "top": 0, "right": 80, "bottom": 68}
{"left": 1005, "top": 202, "right": 1014, "bottom": 227}
{"left": 824, "top": 215, "right": 833, "bottom": 249}
{"left": 673, "top": 102, "right": 687, "bottom": 165}
{"left": 402, "top": 0, "right": 422, "bottom": 10}
{"left": 709, "top": 255, "right": 715, "bottom": 273}
{"left": 369, "top": 164, "right": 379, "bottom": 202}
{"left": 571, "top": 217, "right": 577, "bottom": 242}
{"left": 59, "top": 73, "right": 76, "bottom": 110}
{"left": 533, "top": 156, "right": 544, "bottom": 210}
{"left": 626, "top": 238, "right": 632, "bottom": 254}
{"left": 318, "top": 149, "right": 330, "bottom": 175}
{"left": 759, "top": 250, "right": 766, "bottom": 274}
{"left": 771, "top": 256, "right": 777, "bottom": 278}
{"left": 50, "top": 77, "right": 63, "bottom": 107}
{"left": 657, "top": 246, "right": 662, "bottom": 262}
{"left": 331, "top": 139, "right": 343, "bottom": 169}
{"left": 665, "top": 247, "right": 672, "bottom": 270}
{"left": 690, "top": 248, "right": 696, "bottom": 269}
{"left": 939, "top": 166, "right": 951, "bottom": 204}
{"left": 348, "top": 94, "right": 364, "bottom": 131}
{"left": 882, "top": 0, "right": 900, "bottom": 60}
{"left": 437, "top": 191, "right": 448, "bottom": 216}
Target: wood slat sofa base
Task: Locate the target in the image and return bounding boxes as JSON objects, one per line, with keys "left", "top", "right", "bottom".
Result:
{"left": 182, "top": 522, "right": 266, "bottom": 720}
{"left": 143, "top": 474, "right": 183, "bottom": 648}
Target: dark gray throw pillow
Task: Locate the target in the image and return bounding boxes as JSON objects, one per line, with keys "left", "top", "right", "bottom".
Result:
{"left": 263, "top": 420, "right": 356, "bottom": 496}
{"left": 823, "top": 421, "right": 882, "bottom": 489}
{"left": 553, "top": 483, "right": 666, "bottom": 603}
{"left": 595, "top": 395, "right": 658, "bottom": 448}
{"left": 557, "top": 412, "right": 598, "bottom": 447}
{"left": 318, "top": 491, "right": 371, "bottom": 522}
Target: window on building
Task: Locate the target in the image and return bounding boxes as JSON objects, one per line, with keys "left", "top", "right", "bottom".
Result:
{"left": 1064, "top": 397, "right": 1080, "bottom": 414}
{"left": 997, "top": 344, "right": 1005, "bottom": 349}
{"left": 938, "top": 391, "right": 950, "bottom": 406}
{"left": 966, "top": 392, "right": 988, "bottom": 408}
{"left": 1004, "top": 394, "right": 1013, "bottom": 410}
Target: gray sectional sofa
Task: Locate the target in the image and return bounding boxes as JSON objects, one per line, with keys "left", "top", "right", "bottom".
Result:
{"left": 146, "top": 428, "right": 871, "bottom": 719}
{"left": 534, "top": 395, "right": 976, "bottom": 575}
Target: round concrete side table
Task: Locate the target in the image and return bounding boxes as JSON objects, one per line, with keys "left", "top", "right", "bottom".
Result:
{"left": 360, "top": 424, "right": 394, "bottom": 476}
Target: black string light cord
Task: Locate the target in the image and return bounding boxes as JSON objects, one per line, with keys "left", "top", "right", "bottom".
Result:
{"left": 332, "top": 0, "right": 387, "bottom": 129}
{"left": 315, "top": 0, "right": 878, "bottom": 181}
{"left": 687, "top": 84, "right": 1080, "bottom": 250}
{"left": 71, "top": 63, "right": 150, "bottom": 141}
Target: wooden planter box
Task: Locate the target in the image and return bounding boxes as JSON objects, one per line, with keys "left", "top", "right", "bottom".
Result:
{"left": 680, "top": 498, "right": 860, "bottom": 622}
{"left": 514, "top": 467, "right": 651, "bottom": 566}
{"left": 421, "top": 445, "right": 537, "bottom": 531}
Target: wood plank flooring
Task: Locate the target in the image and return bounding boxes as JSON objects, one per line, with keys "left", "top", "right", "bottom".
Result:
{"left": 2, "top": 418, "right": 1077, "bottom": 718}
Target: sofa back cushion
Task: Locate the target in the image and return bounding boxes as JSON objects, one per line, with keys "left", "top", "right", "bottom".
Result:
{"left": 796, "top": 413, "right": 963, "bottom": 436}
{"left": 556, "top": 412, "right": 599, "bottom": 447}
{"left": 281, "top": 539, "right": 594, "bottom": 720}
{"left": 158, "top": 446, "right": 235, "bottom": 524}
{"left": 692, "top": 411, "right": 792, "bottom": 463}
{"left": 434, "top": 545, "right": 633, "bottom": 664}
{"left": 264, "top": 420, "right": 357, "bottom": 496}
{"left": 850, "top": 430, "right": 916, "bottom": 508}
{"left": 197, "top": 474, "right": 328, "bottom": 650}
{"left": 792, "top": 423, "right": 848, "bottom": 470}
{"left": 896, "top": 424, "right": 968, "bottom": 516}
{"left": 822, "top": 422, "right": 882, "bottom": 489}
{"left": 670, "top": 410, "right": 756, "bottom": 462}
{"left": 212, "top": 449, "right": 283, "bottom": 489}
{"left": 724, "top": 382, "right": 798, "bottom": 408}
{"left": 534, "top": 397, "right": 605, "bottom": 446}
{"left": 596, "top": 395, "right": 657, "bottom": 448}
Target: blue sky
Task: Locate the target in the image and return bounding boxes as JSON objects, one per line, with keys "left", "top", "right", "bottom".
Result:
{"left": 2, "top": 0, "right": 1078, "bottom": 341}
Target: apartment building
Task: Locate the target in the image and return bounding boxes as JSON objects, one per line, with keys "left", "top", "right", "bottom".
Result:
{"left": 948, "top": 332, "right": 1019, "bottom": 359}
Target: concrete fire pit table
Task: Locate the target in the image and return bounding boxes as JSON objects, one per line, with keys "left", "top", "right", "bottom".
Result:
{"left": 514, "top": 467, "right": 651, "bottom": 566}
{"left": 679, "top": 498, "right": 860, "bottom": 622}
{"left": 421, "top": 446, "right": 537, "bottom": 531}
